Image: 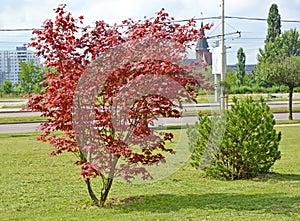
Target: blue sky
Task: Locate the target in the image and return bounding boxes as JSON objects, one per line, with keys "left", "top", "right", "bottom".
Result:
{"left": 0, "top": 0, "right": 299, "bottom": 65}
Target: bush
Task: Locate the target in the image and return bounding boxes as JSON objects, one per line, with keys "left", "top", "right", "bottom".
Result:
{"left": 265, "top": 86, "right": 280, "bottom": 94}
{"left": 294, "top": 87, "right": 300, "bottom": 92}
{"left": 230, "top": 86, "right": 252, "bottom": 94}
{"left": 279, "top": 85, "right": 289, "bottom": 93}
{"left": 187, "top": 97, "right": 281, "bottom": 180}
{"left": 251, "top": 84, "right": 266, "bottom": 93}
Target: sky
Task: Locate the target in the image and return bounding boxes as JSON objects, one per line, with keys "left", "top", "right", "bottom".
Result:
{"left": 0, "top": 0, "right": 300, "bottom": 65}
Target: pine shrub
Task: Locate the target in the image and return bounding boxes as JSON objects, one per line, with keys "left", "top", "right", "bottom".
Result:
{"left": 187, "top": 97, "right": 281, "bottom": 180}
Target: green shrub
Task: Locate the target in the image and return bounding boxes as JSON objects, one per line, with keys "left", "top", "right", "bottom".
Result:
{"left": 279, "top": 85, "right": 289, "bottom": 93}
{"left": 266, "top": 86, "right": 280, "bottom": 94}
{"left": 230, "top": 86, "right": 253, "bottom": 94}
{"left": 251, "top": 84, "right": 266, "bottom": 93}
{"left": 294, "top": 87, "right": 300, "bottom": 92}
{"left": 187, "top": 97, "right": 281, "bottom": 180}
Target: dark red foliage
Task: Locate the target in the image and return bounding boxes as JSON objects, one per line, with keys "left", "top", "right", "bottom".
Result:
{"left": 26, "top": 4, "right": 211, "bottom": 184}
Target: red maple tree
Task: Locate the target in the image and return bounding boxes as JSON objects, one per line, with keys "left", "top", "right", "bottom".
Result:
{"left": 26, "top": 4, "right": 211, "bottom": 206}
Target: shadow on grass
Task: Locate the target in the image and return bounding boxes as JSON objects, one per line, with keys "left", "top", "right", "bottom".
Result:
{"left": 116, "top": 193, "right": 299, "bottom": 216}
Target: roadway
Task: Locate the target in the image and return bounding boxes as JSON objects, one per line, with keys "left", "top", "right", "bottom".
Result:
{"left": 1, "top": 99, "right": 300, "bottom": 134}
{"left": 0, "top": 112, "right": 299, "bottom": 134}
{"left": 1, "top": 100, "right": 300, "bottom": 117}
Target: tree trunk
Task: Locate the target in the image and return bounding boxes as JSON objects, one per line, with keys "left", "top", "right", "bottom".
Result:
{"left": 85, "top": 178, "right": 100, "bottom": 205}
{"left": 99, "top": 155, "right": 119, "bottom": 206}
{"left": 288, "top": 87, "right": 293, "bottom": 120}
{"left": 99, "top": 177, "right": 114, "bottom": 206}
{"left": 83, "top": 155, "right": 120, "bottom": 206}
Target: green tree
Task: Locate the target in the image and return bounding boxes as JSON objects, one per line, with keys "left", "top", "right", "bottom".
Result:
{"left": 259, "top": 29, "right": 300, "bottom": 64}
{"left": 258, "top": 56, "right": 300, "bottom": 120}
{"left": 1, "top": 80, "right": 13, "bottom": 94}
{"left": 236, "top": 48, "right": 246, "bottom": 86}
{"left": 274, "top": 29, "right": 300, "bottom": 61}
{"left": 187, "top": 97, "right": 281, "bottom": 180}
{"left": 257, "top": 4, "right": 281, "bottom": 64}
{"left": 225, "top": 69, "right": 237, "bottom": 87}
{"left": 19, "top": 60, "right": 44, "bottom": 94}
{"left": 266, "top": 3, "right": 281, "bottom": 43}
{"left": 256, "top": 29, "right": 300, "bottom": 118}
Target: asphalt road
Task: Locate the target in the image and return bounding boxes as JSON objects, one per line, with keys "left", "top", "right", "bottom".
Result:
{"left": 0, "top": 122, "right": 41, "bottom": 134}
{"left": 1, "top": 100, "right": 300, "bottom": 134}
{"left": 0, "top": 112, "right": 299, "bottom": 134}
{"left": 1, "top": 101, "right": 300, "bottom": 118}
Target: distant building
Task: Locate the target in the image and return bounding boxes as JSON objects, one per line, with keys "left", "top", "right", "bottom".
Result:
{"left": 195, "top": 22, "right": 212, "bottom": 65}
{"left": 0, "top": 46, "right": 40, "bottom": 84}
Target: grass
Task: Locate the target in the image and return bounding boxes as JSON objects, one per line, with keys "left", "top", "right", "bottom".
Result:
{"left": 0, "top": 126, "right": 299, "bottom": 220}
{"left": 0, "top": 116, "right": 46, "bottom": 123}
{"left": 195, "top": 93, "right": 300, "bottom": 104}
{"left": 181, "top": 106, "right": 300, "bottom": 117}
{"left": 0, "top": 113, "right": 299, "bottom": 125}
{"left": 1, "top": 104, "right": 26, "bottom": 109}
{"left": 0, "top": 94, "right": 25, "bottom": 99}
{"left": 276, "top": 119, "right": 300, "bottom": 124}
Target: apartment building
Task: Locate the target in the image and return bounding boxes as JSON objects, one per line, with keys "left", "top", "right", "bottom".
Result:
{"left": 0, "top": 46, "right": 40, "bottom": 84}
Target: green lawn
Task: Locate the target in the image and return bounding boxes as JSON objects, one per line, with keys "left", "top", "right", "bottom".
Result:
{"left": 0, "top": 116, "right": 46, "bottom": 123}
{"left": 196, "top": 93, "right": 300, "bottom": 104}
{"left": 0, "top": 127, "right": 299, "bottom": 220}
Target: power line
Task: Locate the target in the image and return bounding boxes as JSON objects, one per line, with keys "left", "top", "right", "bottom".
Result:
{"left": 226, "top": 16, "right": 300, "bottom": 23}
{"left": 0, "top": 15, "right": 300, "bottom": 32}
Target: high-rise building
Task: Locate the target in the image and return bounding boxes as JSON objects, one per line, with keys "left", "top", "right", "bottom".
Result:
{"left": 0, "top": 46, "right": 40, "bottom": 84}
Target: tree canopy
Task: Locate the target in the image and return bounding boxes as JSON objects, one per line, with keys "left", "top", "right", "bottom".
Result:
{"left": 26, "top": 4, "right": 210, "bottom": 206}
{"left": 236, "top": 47, "right": 246, "bottom": 86}
{"left": 19, "top": 60, "right": 45, "bottom": 94}
{"left": 258, "top": 3, "right": 281, "bottom": 63}
{"left": 266, "top": 3, "right": 281, "bottom": 43}
{"left": 258, "top": 56, "right": 300, "bottom": 119}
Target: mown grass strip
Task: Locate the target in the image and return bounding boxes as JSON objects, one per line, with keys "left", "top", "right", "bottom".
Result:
{"left": 0, "top": 116, "right": 47, "bottom": 124}
{"left": 0, "top": 127, "right": 299, "bottom": 220}
{"left": 1, "top": 104, "right": 26, "bottom": 109}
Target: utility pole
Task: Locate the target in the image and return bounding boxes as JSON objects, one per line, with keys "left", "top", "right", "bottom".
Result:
{"left": 220, "top": 0, "right": 226, "bottom": 110}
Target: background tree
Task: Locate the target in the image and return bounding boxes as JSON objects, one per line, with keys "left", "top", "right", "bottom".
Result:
{"left": 256, "top": 29, "right": 300, "bottom": 119}
{"left": 257, "top": 3, "right": 281, "bottom": 64}
{"left": 26, "top": 4, "right": 210, "bottom": 206}
{"left": 1, "top": 80, "right": 13, "bottom": 94}
{"left": 258, "top": 29, "right": 300, "bottom": 64}
{"left": 258, "top": 56, "right": 300, "bottom": 120}
{"left": 19, "top": 60, "right": 44, "bottom": 94}
{"left": 225, "top": 68, "right": 238, "bottom": 89}
{"left": 273, "top": 29, "right": 300, "bottom": 61}
{"left": 236, "top": 47, "right": 246, "bottom": 87}
{"left": 266, "top": 3, "right": 281, "bottom": 44}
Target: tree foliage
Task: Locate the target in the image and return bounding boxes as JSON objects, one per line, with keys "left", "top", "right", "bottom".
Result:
{"left": 256, "top": 28, "right": 300, "bottom": 119}
{"left": 259, "top": 29, "right": 300, "bottom": 64}
{"left": 187, "top": 97, "right": 281, "bottom": 180}
{"left": 236, "top": 47, "right": 246, "bottom": 86}
{"left": 274, "top": 29, "right": 300, "bottom": 61}
{"left": 266, "top": 3, "right": 281, "bottom": 43}
{"left": 258, "top": 56, "right": 300, "bottom": 120}
{"left": 26, "top": 4, "right": 210, "bottom": 206}
{"left": 258, "top": 3, "right": 281, "bottom": 64}
{"left": 19, "top": 60, "right": 45, "bottom": 94}
{"left": 0, "top": 80, "right": 13, "bottom": 94}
